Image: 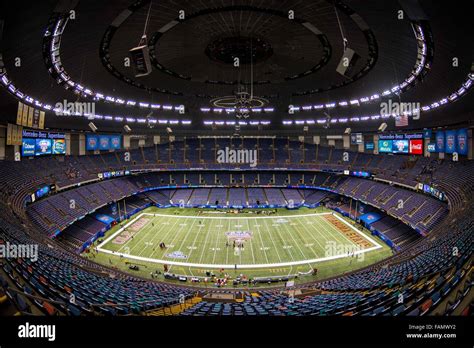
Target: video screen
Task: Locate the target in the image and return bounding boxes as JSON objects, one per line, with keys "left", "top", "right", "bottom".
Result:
{"left": 21, "top": 130, "right": 66, "bottom": 157}
{"left": 21, "top": 138, "right": 36, "bottom": 157}
{"left": 409, "top": 139, "right": 423, "bottom": 155}
{"left": 52, "top": 139, "right": 66, "bottom": 155}
{"left": 392, "top": 140, "right": 409, "bottom": 153}
{"left": 35, "top": 138, "right": 52, "bottom": 156}
{"left": 35, "top": 185, "right": 50, "bottom": 199}
{"left": 378, "top": 140, "right": 393, "bottom": 153}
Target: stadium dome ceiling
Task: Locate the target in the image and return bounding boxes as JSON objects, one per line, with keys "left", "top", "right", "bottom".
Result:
{"left": 0, "top": 0, "right": 473, "bottom": 133}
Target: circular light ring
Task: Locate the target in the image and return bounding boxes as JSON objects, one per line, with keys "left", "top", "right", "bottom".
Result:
{"left": 60, "top": 1, "right": 376, "bottom": 101}
{"left": 279, "top": 65, "right": 474, "bottom": 126}
{"left": 0, "top": 56, "right": 472, "bottom": 127}
{"left": 146, "top": 5, "right": 332, "bottom": 86}
{"left": 99, "top": 26, "right": 184, "bottom": 96}
{"left": 0, "top": 50, "right": 191, "bottom": 125}
{"left": 97, "top": 0, "right": 184, "bottom": 96}
{"left": 210, "top": 95, "right": 269, "bottom": 109}
{"left": 290, "top": 20, "right": 434, "bottom": 110}
{"left": 41, "top": 10, "right": 185, "bottom": 111}
{"left": 0, "top": 9, "right": 469, "bottom": 126}
{"left": 98, "top": 0, "right": 189, "bottom": 94}
{"left": 292, "top": 0, "right": 380, "bottom": 96}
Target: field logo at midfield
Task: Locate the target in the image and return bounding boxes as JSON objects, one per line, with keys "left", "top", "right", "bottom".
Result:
{"left": 225, "top": 231, "right": 253, "bottom": 241}
{"left": 166, "top": 251, "right": 188, "bottom": 259}
{"left": 216, "top": 147, "right": 257, "bottom": 168}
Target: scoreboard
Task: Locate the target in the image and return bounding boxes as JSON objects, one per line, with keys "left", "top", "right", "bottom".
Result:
{"left": 29, "top": 184, "right": 56, "bottom": 203}
{"left": 21, "top": 130, "right": 66, "bottom": 157}
{"left": 378, "top": 133, "right": 423, "bottom": 155}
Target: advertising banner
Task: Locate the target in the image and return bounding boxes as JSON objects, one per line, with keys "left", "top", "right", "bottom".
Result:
{"left": 99, "top": 136, "right": 111, "bottom": 150}
{"left": 435, "top": 131, "right": 445, "bottom": 152}
{"left": 456, "top": 128, "right": 468, "bottom": 155}
{"left": 21, "top": 138, "right": 36, "bottom": 157}
{"left": 445, "top": 130, "right": 457, "bottom": 154}
{"left": 365, "top": 142, "right": 374, "bottom": 150}
{"left": 378, "top": 140, "right": 393, "bottom": 153}
{"left": 409, "top": 139, "right": 423, "bottom": 155}
{"left": 35, "top": 138, "right": 52, "bottom": 156}
{"left": 86, "top": 135, "right": 99, "bottom": 151}
{"left": 392, "top": 139, "right": 409, "bottom": 153}
{"left": 52, "top": 139, "right": 66, "bottom": 155}
{"left": 110, "top": 135, "right": 122, "bottom": 150}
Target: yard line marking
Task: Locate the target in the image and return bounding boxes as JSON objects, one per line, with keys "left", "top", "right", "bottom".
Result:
{"left": 166, "top": 217, "right": 198, "bottom": 273}
{"left": 147, "top": 212, "right": 332, "bottom": 219}
{"left": 139, "top": 218, "right": 182, "bottom": 264}
{"left": 174, "top": 215, "right": 200, "bottom": 260}
{"left": 211, "top": 219, "right": 221, "bottom": 264}
{"left": 247, "top": 218, "right": 256, "bottom": 264}
{"left": 262, "top": 218, "right": 283, "bottom": 262}
{"left": 133, "top": 216, "right": 171, "bottom": 255}
{"left": 158, "top": 215, "right": 187, "bottom": 254}
{"left": 332, "top": 213, "right": 382, "bottom": 248}
{"left": 198, "top": 218, "right": 213, "bottom": 263}
{"left": 148, "top": 216, "right": 182, "bottom": 258}
{"left": 318, "top": 214, "right": 357, "bottom": 250}
{"left": 100, "top": 213, "right": 155, "bottom": 254}
{"left": 310, "top": 215, "right": 332, "bottom": 245}
{"left": 255, "top": 221, "right": 270, "bottom": 264}
{"left": 225, "top": 218, "right": 231, "bottom": 265}
{"left": 120, "top": 217, "right": 158, "bottom": 254}
{"left": 140, "top": 215, "right": 180, "bottom": 257}
{"left": 273, "top": 219, "right": 296, "bottom": 262}
{"left": 96, "top": 209, "right": 382, "bottom": 270}
{"left": 279, "top": 216, "right": 309, "bottom": 260}
{"left": 299, "top": 216, "right": 326, "bottom": 254}
{"left": 97, "top": 244, "right": 382, "bottom": 269}
{"left": 289, "top": 217, "right": 320, "bottom": 259}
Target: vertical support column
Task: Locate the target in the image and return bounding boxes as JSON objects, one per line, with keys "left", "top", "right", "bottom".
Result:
{"left": 0, "top": 126, "right": 5, "bottom": 160}
{"left": 123, "top": 135, "right": 131, "bottom": 149}
{"left": 468, "top": 129, "right": 473, "bottom": 160}
{"left": 78, "top": 134, "right": 86, "bottom": 156}
{"left": 65, "top": 133, "right": 71, "bottom": 155}
{"left": 343, "top": 135, "right": 350, "bottom": 149}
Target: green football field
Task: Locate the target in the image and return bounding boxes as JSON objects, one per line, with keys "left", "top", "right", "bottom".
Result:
{"left": 89, "top": 207, "right": 392, "bottom": 287}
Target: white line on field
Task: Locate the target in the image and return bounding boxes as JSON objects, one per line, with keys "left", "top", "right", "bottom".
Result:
{"left": 96, "top": 211, "right": 382, "bottom": 270}
{"left": 332, "top": 213, "right": 382, "bottom": 249}
{"left": 145, "top": 212, "right": 332, "bottom": 219}
{"left": 96, "top": 243, "right": 382, "bottom": 270}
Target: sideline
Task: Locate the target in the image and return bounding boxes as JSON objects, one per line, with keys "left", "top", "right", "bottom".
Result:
{"left": 96, "top": 211, "right": 383, "bottom": 269}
